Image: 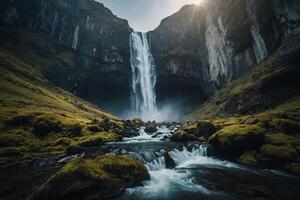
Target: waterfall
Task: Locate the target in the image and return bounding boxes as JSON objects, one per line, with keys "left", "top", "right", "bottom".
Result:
{"left": 129, "top": 32, "right": 157, "bottom": 113}
{"left": 146, "top": 145, "right": 208, "bottom": 171}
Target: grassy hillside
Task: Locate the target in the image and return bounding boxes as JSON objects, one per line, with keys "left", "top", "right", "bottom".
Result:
{"left": 0, "top": 46, "right": 122, "bottom": 167}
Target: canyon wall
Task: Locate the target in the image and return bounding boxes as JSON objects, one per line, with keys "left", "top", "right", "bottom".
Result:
{"left": 149, "top": 0, "right": 300, "bottom": 96}
{"left": 1, "top": 0, "right": 299, "bottom": 114}
{"left": 0, "top": 0, "right": 133, "bottom": 110}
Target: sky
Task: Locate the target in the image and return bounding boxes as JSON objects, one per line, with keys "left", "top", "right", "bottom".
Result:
{"left": 97, "top": 0, "right": 202, "bottom": 32}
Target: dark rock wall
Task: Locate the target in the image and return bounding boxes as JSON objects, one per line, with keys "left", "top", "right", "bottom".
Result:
{"left": 0, "top": 0, "right": 299, "bottom": 114}
{"left": 0, "top": 0, "right": 133, "bottom": 110}
{"left": 149, "top": 0, "right": 300, "bottom": 96}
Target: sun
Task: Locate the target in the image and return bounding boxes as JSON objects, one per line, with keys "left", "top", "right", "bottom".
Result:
{"left": 183, "top": 0, "right": 204, "bottom": 5}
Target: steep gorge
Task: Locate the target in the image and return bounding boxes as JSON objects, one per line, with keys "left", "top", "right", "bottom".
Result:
{"left": 1, "top": 0, "right": 300, "bottom": 117}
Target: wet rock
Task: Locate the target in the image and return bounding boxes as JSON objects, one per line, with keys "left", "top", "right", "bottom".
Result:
{"left": 260, "top": 144, "right": 297, "bottom": 162}
{"left": 144, "top": 125, "right": 158, "bottom": 134}
{"left": 170, "top": 130, "right": 198, "bottom": 142}
{"left": 196, "top": 121, "right": 217, "bottom": 138}
{"left": 208, "top": 125, "right": 265, "bottom": 155}
{"left": 237, "top": 151, "right": 258, "bottom": 166}
{"left": 164, "top": 152, "right": 176, "bottom": 169}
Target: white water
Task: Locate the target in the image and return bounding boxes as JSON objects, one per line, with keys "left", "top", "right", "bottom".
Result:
{"left": 129, "top": 32, "right": 157, "bottom": 115}
{"left": 127, "top": 144, "right": 235, "bottom": 199}
{"left": 120, "top": 126, "right": 174, "bottom": 143}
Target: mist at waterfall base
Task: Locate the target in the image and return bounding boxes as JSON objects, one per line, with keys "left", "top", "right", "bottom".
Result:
{"left": 121, "top": 102, "right": 182, "bottom": 122}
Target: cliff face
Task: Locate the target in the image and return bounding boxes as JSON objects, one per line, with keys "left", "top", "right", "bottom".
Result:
{"left": 0, "top": 0, "right": 133, "bottom": 110}
{"left": 149, "top": 0, "right": 300, "bottom": 96}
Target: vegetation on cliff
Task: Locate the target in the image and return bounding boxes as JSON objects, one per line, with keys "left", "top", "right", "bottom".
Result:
{"left": 0, "top": 46, "right": 124, "bottom": 167}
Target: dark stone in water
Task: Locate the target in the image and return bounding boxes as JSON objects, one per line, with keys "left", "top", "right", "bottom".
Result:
{"left": 145, "top": 125, "right": 158, "bottom": 134}
{"left": 164, "top": 152, "right": 176, "bottom": 169}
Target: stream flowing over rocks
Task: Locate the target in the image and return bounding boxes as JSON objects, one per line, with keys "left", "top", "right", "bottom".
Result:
{"left": 3, "top": 124, "right": 300, "bottom": 200}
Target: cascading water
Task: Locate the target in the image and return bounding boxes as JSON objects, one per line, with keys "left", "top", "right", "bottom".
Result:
{"left": 146, "top": 144, "right": 209, "bottom": 171}
{"left": 129, "top": 32, "right": 157, "bottom": 114}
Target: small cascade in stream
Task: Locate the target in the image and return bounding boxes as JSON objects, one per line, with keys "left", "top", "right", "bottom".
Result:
{"left": 146, "top": 145, "right": 208, "bottom": 171}
{"left": 129, "top": 32, "right": 157, "bottom": 115}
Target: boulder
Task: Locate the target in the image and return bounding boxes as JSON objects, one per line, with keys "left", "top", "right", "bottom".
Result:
{"left": 144, "top": 125, "right": 157, "bottom": 134}
{"left": 30, "top": 155, "right": 150, "bottom": 200}
{"left": 237, "top": 151, "right": 258, "bottom": 166}
{"left": 132, "top": 118, "right": 144, "bottom": 126}
{"left": 196, "top": 121, "right": 217, "bottom": 138}
{"left": 209, "top": 125, "right": 265, "bottom": 155}
{"left": 170, "top": 130, "right": 198, "bottom": 142}
{"left": 164, "top": 152, "right": 176, "bottom": 169}
{"left": 260, "top": 144, "right": 297, "bottom": 161}
{"left": 77, "top": 132, "right": 122, "bottom": 148}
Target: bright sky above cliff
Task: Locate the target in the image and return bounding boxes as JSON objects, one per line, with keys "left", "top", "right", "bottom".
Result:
{"left": 97, "top": 0, "right": 202, "bottom": 32}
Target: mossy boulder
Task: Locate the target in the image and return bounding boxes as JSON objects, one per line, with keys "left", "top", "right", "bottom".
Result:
{"left": 265, "top": 133, "right": 300, "bottom": 146}
{"left": 196, "top": 121, "right": 217, "bottom": 138}
{"left": 77, "top": 132, "right": 122, "bottom": 148}
{"left": 180, "top": 121, "right": 217, "bottom": 139}
{"left": 170, "top": 130, "right": 198, "bottom": 142}
{"left": 132, "top": 118, "right": 143, "bottom": 126}
{"left": 237, "top": 151, "right": 258, "bottom": 166}
{"left": 260, "top": 144, "right": 297, "bottom": 161}
{"left": 30, "top": 155, "right": 150, "bottom": 199}
{"left": 271, "top": 119, "right": 300, "bottom": 134}
{"left": 209, "top": 125, "right": 265, "bottom": 155}
{"left": 182, "top": 123, "right": 198, "bottom": 134}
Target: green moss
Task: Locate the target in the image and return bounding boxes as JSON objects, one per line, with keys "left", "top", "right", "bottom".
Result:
{"left": 265, "top": 133, "right": 300, "bottom": 146}
{"left": 29, "top": 155, "right": 150, "bottom": 199}
{"left": 196, "top": 121, "right": 217, "bottom": 137}
{"left": 181, "top": 123, "right": 198, "bottom": 134}
{"left": 237, "top": 151, "right": 258, "bottom": 166}
{"left": 77, "top": 132, "right": 122, "bottom": 148}
{"left": 132, "top": 118, "right": 143, "bottom": 126}
{"left": 260, "top": 144, "right": 297, "bottom": 161}
{"left": 209, "top": 125, "right": 265, "bottom": 154}
{"left": 170, "top": 130, "right": 198, "bottom": 142}
{"left": 270, "top": 118, "right": 300, "bottom": 134}
{"left": 0, "top": 45, "right": 123, "bottom": 167}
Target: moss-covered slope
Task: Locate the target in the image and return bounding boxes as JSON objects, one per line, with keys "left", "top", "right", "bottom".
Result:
{"left": 0, "top": 46, "right": 123, "bottom": 167}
